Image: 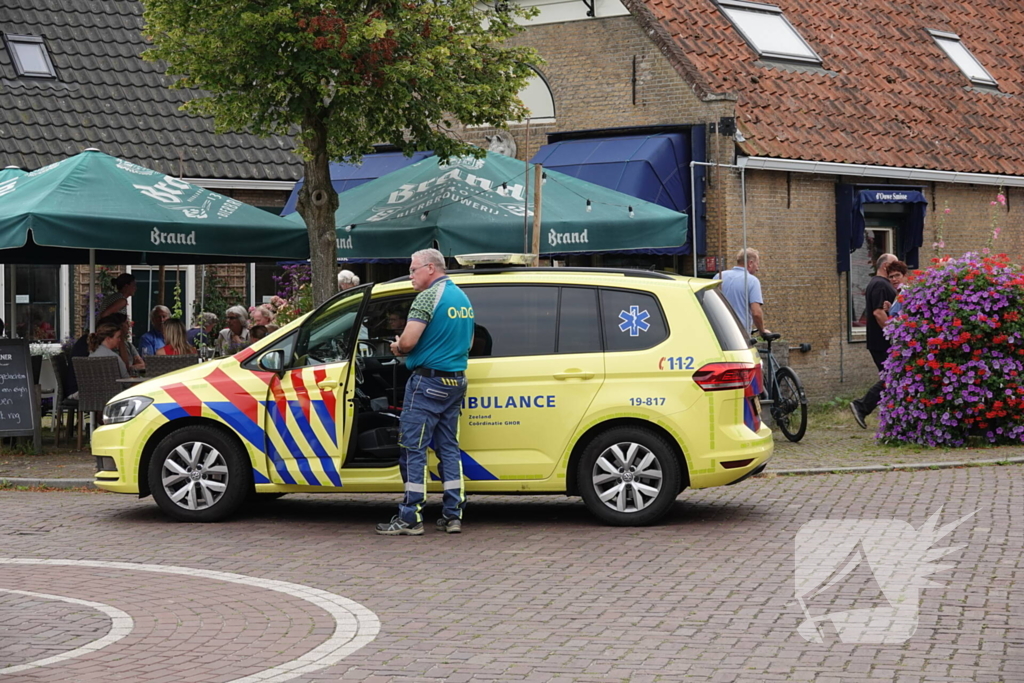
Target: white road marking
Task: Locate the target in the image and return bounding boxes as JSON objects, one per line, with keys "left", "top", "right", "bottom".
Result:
{"left": 0, "top": 559, "right": 380, "bottom": 682}
{"left": 0, "top": 588, "right": 134, "bottom": 675}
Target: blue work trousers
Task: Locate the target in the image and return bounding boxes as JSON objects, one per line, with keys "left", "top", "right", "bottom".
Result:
{"left": 398, "top": 373, "right": 468, "bottom": 525}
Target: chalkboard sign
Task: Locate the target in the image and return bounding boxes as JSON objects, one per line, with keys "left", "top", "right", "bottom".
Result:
{"left": 0, "top": 339, "right": 42, "bottom": 452}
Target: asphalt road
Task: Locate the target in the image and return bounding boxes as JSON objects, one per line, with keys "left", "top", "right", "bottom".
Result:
{"left": 1, "top": 466, "right": 1021, "bottom": 682}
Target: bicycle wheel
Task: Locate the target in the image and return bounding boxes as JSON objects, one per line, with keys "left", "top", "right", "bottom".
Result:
{"left": 773, "top": 366, "right": 807, "bottom": 442}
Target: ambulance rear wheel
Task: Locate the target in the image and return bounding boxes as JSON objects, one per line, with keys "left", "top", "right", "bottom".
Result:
{"left": 578, "top": 426, "right": 682, "bottom": 526}
{"left": 148, "top": 425, "right": 251, "bottom": 523}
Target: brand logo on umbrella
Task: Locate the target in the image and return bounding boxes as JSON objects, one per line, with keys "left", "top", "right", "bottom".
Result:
{"left": 0, "top": 179, "right": 16, "bottom": 198}
{"left": 439, "top": 156, "right": 486, "bottom": 171}
{"left": 548, "top": 229, "right": 588, "bottom": 247}
{"left": 134, "top": 175, "right": 193, "bottom": 204}
{"left": 116, "top": 160, "right": 155, "bottom": 176}
{"left": 151, "top": 228, "right": 197, "bottom": 246}
{"left": 337, "top": 236, "right": 353, "bottom": 250}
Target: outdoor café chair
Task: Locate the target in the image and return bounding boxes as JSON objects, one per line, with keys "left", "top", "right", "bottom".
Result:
{"left": 50, "top": 353, "right": 78, "bottom": 446}
{"left": 72, "top": 356, "right": 123, "bottom": 450}
{"left": 144, "top": 354, "right": 200, "bottom": 377}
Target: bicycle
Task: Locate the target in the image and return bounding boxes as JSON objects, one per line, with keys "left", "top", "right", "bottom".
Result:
{"left": 758, "top": 333, "right": 808, "bottom": 442}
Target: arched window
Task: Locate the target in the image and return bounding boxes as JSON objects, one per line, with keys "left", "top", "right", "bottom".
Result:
{"left": 516, "top": 68, "right": 555, "bottom": 122}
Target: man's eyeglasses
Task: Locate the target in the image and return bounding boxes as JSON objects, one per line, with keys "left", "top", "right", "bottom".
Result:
{"left": 409, "top": 263, "right": 433, "bottom": 275}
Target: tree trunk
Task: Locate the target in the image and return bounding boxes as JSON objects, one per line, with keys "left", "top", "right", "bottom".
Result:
{"left": 297, "top": 115, "right": 340, "bottom": 308}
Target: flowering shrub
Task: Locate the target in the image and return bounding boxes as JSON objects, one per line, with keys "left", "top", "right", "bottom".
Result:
{"left": 272, "top": 263, "right": 314, "bottom": 326}
{"left": 878, "top": 253, "right": 1024, "bottom": 446}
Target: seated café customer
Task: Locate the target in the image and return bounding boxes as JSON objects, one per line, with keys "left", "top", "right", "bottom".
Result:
{"left": 66, "top": 314, "right": 136, "bottom": 396}
{"left": 88, "top": 323, "right": 130, "bottom": 379}
{"left": 156, "top": 318, "right": 197, "bottom": 356}
{"left": 216, "top": 305, "right": 251, "bottom": 356}
{"left": 250, "top": 325, "right": 269, "bottom": 341}
{"left": 106, "top": 313, "right": 145, "bottom": 375}
{"left": 188, "top": 312, "right": 218, "bottom": 350}
{"left": 337, "top": 269, "right": 360, "bottom": 291}
{"left": 139, "top": 305, "right": 170, "bottom": 355}
{"left": 251, "top": 305, "right": 276, "bottom": 331}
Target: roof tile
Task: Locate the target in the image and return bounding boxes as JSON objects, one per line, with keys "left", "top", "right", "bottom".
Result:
{"left": 640, "top": 0, "right": 1024, "bottom": 175}
{"left": 0, "top": 0, "right": 300, "bottom": 180}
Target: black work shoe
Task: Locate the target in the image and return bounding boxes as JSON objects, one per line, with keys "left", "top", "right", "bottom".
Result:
{"left": 849, "top": 401, "right": 867, "bottom": 429}
{"left": 435, "top": 517, "right": 462, "bottom": 534}
{"left": 375, "top": 515, "right": 424, "bottom": 536}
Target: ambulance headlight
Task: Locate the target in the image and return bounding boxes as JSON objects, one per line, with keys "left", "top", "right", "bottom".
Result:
{"left": 103, "top": 396, "right": 153, "bottom": 424}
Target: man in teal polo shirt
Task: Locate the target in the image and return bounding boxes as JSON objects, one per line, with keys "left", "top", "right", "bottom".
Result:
{"left": 376, "top": 248, "right": 474, "bottom": 536}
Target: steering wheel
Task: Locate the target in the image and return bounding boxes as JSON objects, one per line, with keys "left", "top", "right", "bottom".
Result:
{"left": 356, "top": 340, "right": 376, "bottom": 358}
{"left": 307, "top": 337, "right": 346, "bottom": 365}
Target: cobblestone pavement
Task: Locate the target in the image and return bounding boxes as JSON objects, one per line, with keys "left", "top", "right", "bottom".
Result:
{"left": 1, "top": 466, "right": 1021, "bottom": 682}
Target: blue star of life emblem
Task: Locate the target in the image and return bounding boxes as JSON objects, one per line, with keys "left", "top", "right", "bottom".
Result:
{"left": 618, "top": 306, "right": 651, "bottom": 337}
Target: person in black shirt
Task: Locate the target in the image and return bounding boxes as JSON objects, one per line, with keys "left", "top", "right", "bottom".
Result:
{"left": 850, "top": 253, "right": 898, "bottom": 428}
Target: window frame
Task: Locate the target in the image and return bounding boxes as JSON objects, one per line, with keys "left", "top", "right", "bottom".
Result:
{"left": 599, "top": 286, "right": 670, "bottom": 353}
{"left": 462, "top": 283, "right": 561, "bottom": 359}
{"left": 556, "top": 285, "right": 603, "bottom": 355}
{"left": 927, "top": 29, "right": 998, "bottom": 88}
{"left": 847, "top": 226, "right": 894, "bottom": 343}
{"left": 3, "top": 33, "right": 58, "bottom": 79}
{"left": 716, "top": 0, "right": 821, "bottom": 65}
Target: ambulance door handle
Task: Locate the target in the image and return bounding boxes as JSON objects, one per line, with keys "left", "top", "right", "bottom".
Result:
{"left": 553, "top": 370, "right": 594, "bottom": 380}
{"left": 317, "top": 380, "right": 340, "bottom": 390}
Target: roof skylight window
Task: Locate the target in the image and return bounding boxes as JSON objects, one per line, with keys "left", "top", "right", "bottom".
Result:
{"left": 3, "top": 34, "right": 57, "bottom": 78}
{"left": 717, "top": 0, "right": 820, "bottom": 64}
{"left": 928, "top": 30, "right": 997, "bottom": 87}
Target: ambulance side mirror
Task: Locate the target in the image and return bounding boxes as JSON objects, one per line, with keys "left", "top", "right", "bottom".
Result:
{"left": 257, "top": 349, "right": 285, "bottom": 375}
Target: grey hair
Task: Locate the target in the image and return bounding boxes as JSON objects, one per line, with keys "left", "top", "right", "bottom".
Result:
{"left": 337, "top": 269, "right": 360, "bottom": 287}
{"left": 225, "top": 305, "right": 248, "bottom": 323}
{"left": 876, "top": 253, "right": 897, "bottom": 271}
{"left": 151, "top": 305, "right": 170, "bottom": 318}
{"left": 411, "top": 248, "right": 445, "bottom": 271}
{"left": 735, "top": 247, "right": 759, "bottom": 265}
{"left": 197, "top": 311, "right": 218, "bottom": 327}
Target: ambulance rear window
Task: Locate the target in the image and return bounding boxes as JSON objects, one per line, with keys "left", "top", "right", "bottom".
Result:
{"left": 697, "top": 287, "right": 751, "bottom": 351}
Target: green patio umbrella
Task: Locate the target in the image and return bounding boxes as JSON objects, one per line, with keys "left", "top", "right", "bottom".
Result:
{"left": 286, "top": 151, "right": 688, "bottom": 260}
{"left": 0, "top": 166, "right": 27, "bottom": 183}
{"left": 0, "top": 149, "right": 309, "bottom": 265}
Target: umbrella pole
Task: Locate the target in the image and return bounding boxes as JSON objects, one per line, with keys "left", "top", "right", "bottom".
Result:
{"left": 531, "top": 164, "right": 543, "bottom": 265}
{"left": 523, "top": 120, "right": 531, "bottom": 252}
{"left": 89, "top": 249, "right": 96, "bottom": 332}
{"left": 9, "top": 265, "right": 15, "bottom": 338}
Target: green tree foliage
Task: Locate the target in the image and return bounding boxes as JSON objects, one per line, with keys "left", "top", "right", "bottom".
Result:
{"left": 142, "top": 0, "right": 541, "bottom": 305}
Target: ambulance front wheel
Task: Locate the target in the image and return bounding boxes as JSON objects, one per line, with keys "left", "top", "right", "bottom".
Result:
{"left": 148, "top": 425, "right": 252, "bottom": 523}
{"left": 578, "top": 426, "right": 682, "bottom": 526}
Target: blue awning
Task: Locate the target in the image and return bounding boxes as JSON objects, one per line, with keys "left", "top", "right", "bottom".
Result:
{"left": 835, "top": 185, "right": 927, "bottom": 272}
{"left": 281, "top": 151, "right": 434, "bottom": 216}
{"left": 530, "top": 133, "right": 701, "bottom": 255}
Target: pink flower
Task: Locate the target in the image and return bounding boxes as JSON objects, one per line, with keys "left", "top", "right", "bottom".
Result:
{"left": 944, "top": 207, "right": 952, "bottom": 214}
{"left": 997, "top": 193, "right": 1006, "bottom": 205}
{"left": 933, "top": 240, "right": 945, "bottom": 249}
{"left": 994, "top": 227, "right": 1002, "bottom": 240}
{"left": 991, "top": 200, "right": 998, "bottom": 206}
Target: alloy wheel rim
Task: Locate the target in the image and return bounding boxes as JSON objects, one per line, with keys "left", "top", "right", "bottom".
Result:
{"left": 592, "top": 441, "right": 664, "bottom": 513}
{"left": 161, "top": 441, "right": 229, "bottom": 511}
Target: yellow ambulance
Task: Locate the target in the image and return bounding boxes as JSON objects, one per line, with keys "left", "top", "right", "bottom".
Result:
{"left": 93, "top": 266, "right": 772, "bottom": 526}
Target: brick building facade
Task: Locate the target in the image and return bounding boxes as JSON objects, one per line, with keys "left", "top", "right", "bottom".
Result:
{"left": 451, "top": 0, "right": 1024, "bottom": 400}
